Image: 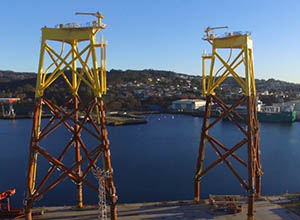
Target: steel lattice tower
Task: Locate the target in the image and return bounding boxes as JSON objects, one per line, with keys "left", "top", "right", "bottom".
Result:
{"left": 25, "top": 12, "right": 117, "bottom": 220}
{"left": 194, "top": 27, "right": 262, "bottom": 220}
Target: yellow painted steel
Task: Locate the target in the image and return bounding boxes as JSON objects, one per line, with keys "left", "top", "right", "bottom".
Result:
{"left": 35, "top": 14, "right": 107, "bottom": 99}
{"left": 32, "top": 12, "right": 108, "bottom": 191}
{"left": 202, "top": 28, "right": 256, "bottom": 97}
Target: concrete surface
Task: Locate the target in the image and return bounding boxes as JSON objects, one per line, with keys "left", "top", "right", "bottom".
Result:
{"left": 6, "top": 198, "right": 300, "bottom": 220}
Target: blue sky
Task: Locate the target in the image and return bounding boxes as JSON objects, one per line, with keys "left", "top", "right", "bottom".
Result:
{"left": 1, "top": 0, "right": 300, "bottom": 82}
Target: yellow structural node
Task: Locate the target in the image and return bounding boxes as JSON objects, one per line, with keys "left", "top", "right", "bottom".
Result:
{"left": 35, "top": 12, "right": 107, "bottom": 99}
{"left": 202, "top": 27, "right": 256, "bottom": 97}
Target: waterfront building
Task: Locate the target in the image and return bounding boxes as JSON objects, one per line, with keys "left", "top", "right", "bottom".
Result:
{"left": 171, "top": 99, "right": 206, "bottom": 110}
{"left": 286, "top": 100, "right": 300, "bottom": 120}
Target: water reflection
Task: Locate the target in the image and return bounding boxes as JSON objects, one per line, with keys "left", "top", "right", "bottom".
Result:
{"left": 0, "top": 115, "right": 300, "bottom": 208}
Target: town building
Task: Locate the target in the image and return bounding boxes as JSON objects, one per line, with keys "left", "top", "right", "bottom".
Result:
{"left": 171, "top": 99, "right": 206, "bottom": 110}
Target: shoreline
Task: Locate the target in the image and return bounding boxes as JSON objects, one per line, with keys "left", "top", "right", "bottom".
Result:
{"left": 1, "top": 110, "right": 300, "bottom": 124}
{"left": 12, "top": 193, "right": 300, "bottom": 219}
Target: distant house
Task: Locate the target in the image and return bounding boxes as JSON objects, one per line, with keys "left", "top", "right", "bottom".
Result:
{"left": 171, "top": 99, "right": 206, "bottom": 110}
{"left": 285, "top": 101, "right": 300, "bottom": 111}
{"left": 135, "top": 89, "right": 144, "bottom": 95}
{"left": 261, "top": 90, "right": 269, "bottom": 96}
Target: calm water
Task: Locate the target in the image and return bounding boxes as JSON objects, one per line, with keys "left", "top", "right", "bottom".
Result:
{"left": 1, "top": 114, "right": 300, "bottom": 208}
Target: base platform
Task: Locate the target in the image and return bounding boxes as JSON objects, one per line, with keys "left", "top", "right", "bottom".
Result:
{"left": 13, "top": 196, "right": 300, "bottom": 220}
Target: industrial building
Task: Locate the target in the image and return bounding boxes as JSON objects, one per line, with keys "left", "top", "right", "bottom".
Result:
{"left": 171, "top": 99, "right": 206, "bottom": 110}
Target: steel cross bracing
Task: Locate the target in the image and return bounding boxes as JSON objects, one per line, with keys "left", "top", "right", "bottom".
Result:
{"left": 194, "top": 28, "right": 262, "bottom": 220}
{"left": 25, "top": 12, "right": 117, "bottom": 220}
{"left": 93, "top": 167, "right": 110, "bottom": 220}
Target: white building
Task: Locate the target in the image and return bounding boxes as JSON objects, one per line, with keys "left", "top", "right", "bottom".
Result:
{"left": 171, "top": 99, "right": 206, "bottom": 110}
{"left": 286, "top": 101, "right": 300, "bottom": 111}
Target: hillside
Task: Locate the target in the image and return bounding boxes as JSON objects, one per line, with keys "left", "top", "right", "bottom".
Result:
{"left": 1, "top": 69, "right": 300, "bottom": 111}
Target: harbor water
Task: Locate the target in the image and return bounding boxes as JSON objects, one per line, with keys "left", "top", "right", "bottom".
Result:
{"left": 1, "top": 114, "right": 300, "bottom": 208}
